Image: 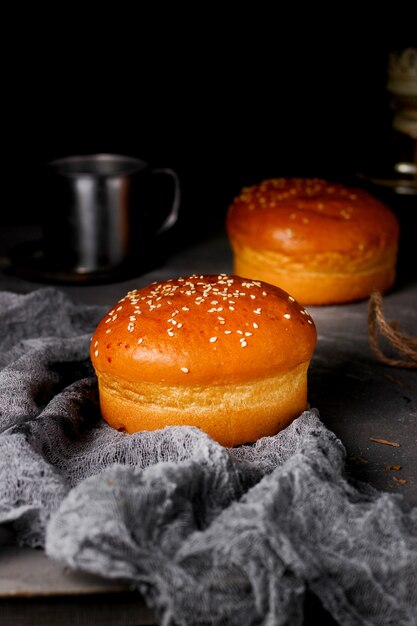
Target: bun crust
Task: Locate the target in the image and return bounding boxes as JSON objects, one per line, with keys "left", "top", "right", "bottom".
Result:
{"left": 226, "top": 178, "right": 400, "bottom": 305}
{"left": 90, "top": 274, "right": 317, "bottom": 446}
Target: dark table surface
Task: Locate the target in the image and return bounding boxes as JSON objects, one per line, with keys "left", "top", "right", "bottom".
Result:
{"left": 0, "top": 217, "right": 416, "bottom": 626}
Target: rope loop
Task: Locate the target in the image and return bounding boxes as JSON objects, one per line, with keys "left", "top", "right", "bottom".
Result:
{"left": 368, "top": 291, "right": 417, "bottom": 370}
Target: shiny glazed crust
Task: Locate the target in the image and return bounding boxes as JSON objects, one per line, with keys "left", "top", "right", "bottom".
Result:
{"left": 226, "top": 178, "right": 400, "bottom": 304}
{"left": 90, "top": 274, "right": 317, "bottom": 445}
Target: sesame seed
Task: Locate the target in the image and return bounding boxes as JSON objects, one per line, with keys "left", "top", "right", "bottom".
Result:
{"left": 224, "top": 330, "right": 232, "bottom": 334}
{"left": 105, "top": 329, "right": 111, "bottom": 334}
{"left": 177, "top": 323, "right": 183, "bottom": 328}
{"left": 94, "top": 340, "right": 98, "bottom": 347}
{"left": 245, "top": 332, "right": 252, "bottom": 336}
{"left": 94, "top": 350, "right": 99, "bottom": 358}
{"left": 283, "top": 313, "right": 291, "bottom": 319}
{"left": 137, "top": 338, "right": 143, "bottom": 344}
{"left": 307, "top": 320, "right": 313, "bottom": 324}
{"left": 254, "top": 308, "right": 261, "bottom": 314}
{"left": 181, "top": 367, "right": 189, "bottom": 373}
{"left": 229, "top": 306, "right": 235, "bottom": 311}
{"left": 167, "top": 329, "right": 174, "bottom": 336}
{"left": 288, "top": 296, "right": 295, "bottom": 302}
{"left": 253, "top": 322, "right": 259, "bottom": 328}
{"left": 241, "top": 341, "right": 247, "bottom": 347}
{"left": 209, "top": 336, "right": 217, "bottom": 343}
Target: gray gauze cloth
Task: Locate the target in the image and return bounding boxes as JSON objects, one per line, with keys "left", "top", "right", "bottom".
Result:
{"left": 0, "top": 288, "right": 416, "bottom": 626}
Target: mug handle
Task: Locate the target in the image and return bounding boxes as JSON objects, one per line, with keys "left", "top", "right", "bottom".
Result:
{"left": 151, "top": 167, "right": 181, "bottom": 234}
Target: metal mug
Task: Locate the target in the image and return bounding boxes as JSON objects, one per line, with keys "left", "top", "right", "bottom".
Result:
{"left": 42, "top": 153, "right": 180, "bottom": 277}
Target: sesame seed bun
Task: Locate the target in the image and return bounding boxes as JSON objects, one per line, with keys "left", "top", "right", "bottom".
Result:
{"left": 226, "top": 178, "right": 400, "bottom": 305}
{"left": 90, "top": 274, "right": 317, "bottom": 447}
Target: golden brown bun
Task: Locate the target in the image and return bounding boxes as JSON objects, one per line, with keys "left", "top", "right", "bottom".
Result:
{"left": 90, "top": 274, "right": 317, "bottom": 446}
{"left": 226, "top": 178, "right": 400, "bottom": 305}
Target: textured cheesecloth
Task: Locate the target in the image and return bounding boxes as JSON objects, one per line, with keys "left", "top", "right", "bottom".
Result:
{"left": 0, "top": 288, "right": 416, "bottom": 626}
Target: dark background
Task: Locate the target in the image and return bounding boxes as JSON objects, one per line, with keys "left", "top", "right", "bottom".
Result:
{"left": 4, "top": 16, "right": 415, "bottom": 246}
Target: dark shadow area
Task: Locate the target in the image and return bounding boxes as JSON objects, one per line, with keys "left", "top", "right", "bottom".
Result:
{"left": 5, "top": 28, "right": 414, "bottom": 246}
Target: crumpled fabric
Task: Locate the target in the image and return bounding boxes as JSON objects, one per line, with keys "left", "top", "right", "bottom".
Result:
{"left": 0, "top": 288, "right": 416, "bottom": 626}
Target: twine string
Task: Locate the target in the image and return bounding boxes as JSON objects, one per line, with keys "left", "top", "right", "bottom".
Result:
{"left": 368, "top": 291, "right": 417, "bottom": 369}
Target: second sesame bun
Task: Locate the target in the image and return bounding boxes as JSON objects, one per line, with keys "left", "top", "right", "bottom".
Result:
{"left": 90, "top": 274, "right": 317, "bottom": 447}
{"left": 226, "top": 178, "right": 400, "bottom": 305}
